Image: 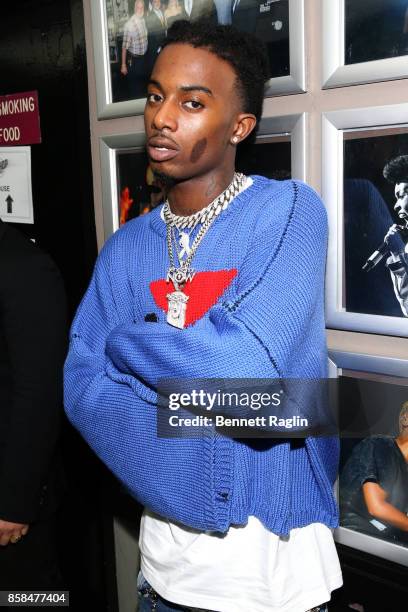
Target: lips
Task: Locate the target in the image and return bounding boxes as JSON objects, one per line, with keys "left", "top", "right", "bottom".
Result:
{"left": 147, "top": 136, "right": 180, "bottom": 162}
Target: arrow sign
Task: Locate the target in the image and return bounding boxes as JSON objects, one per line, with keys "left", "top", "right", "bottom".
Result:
{"left": 6, "top": 194, "right": 13, "bottom": 214}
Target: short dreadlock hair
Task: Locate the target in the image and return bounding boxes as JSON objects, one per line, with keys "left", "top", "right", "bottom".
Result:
{"left": 161, "top": 19, "right": 270, "bottom": 139}
{"left": 383, "top": 155, "right": 408, "bottom": 184}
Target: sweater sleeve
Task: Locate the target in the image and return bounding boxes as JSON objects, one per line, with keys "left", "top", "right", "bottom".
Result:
{"left": 106, "top": 181, "right": 329, "bottom": 385}
{"left": 64, "top": 239, "right": 228, "bottom": 531}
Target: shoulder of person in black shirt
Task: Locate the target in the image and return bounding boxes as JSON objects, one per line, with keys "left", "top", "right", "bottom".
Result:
{"left": 0, "top": 219, "right": 67, "bottom": 525}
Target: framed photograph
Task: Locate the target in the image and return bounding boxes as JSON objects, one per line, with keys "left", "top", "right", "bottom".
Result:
{"left": 322, "top": 103, "right": 408, "bottom": 336}
{"left": 329, "top": 350, "right": 408, "bottom": 567}
{"left": 91, "top": 0, "right": 305, "bottom": 120}
{"left": 0, "top": 146, "right": 34, "bottom": 224}
{"left": 98, "top": 112, "right": 306, "bottom": 240}
{"left": 322, "top": 0, "right": 408, "bottom": 89}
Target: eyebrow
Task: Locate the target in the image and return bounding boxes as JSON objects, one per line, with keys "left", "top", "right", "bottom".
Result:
{"left": 147, "top": 79, "right": 213, "bottom": 96}
{"left": 180, "top": 85, "right": 213, "bottom": 96}
{"left": 148, "top": 79, "right": 162, "bottom": 89}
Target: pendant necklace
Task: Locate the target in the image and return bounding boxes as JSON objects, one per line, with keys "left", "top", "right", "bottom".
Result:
{"left": 164, "top": 172, "right": 247, "bottom": 328}
{"left": 173, "top": 226, "right": 194, "bottom": 264}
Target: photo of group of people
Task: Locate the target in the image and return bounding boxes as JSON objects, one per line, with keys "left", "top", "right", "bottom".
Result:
{"left": 343, "top": 130, "right": 408, "bottom": 319}
{"left": 338, "top": 372, "right": 408, "bottom": 551}
{"left": 345, "top": 0, "right": 408, "bottom": 65}
{"left": 105, "top": 0, "right": 290, "bottom": 102}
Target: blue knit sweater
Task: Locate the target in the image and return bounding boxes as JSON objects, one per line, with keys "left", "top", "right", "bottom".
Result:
{"left": 64, "top": 176, "right": 339, "bottom": 535}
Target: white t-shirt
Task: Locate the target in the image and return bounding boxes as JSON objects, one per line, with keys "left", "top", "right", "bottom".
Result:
{"left": 139, "top": 510, "right": 343, "bottom": 612}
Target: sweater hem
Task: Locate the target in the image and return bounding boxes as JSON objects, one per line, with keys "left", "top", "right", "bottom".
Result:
{"left": 228, "top": 510, "right": 339, "bottom": 537}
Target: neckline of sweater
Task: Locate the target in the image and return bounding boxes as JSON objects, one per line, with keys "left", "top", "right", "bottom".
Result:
{"left": 149, "top": 174, "right": 269, "bottom": 237}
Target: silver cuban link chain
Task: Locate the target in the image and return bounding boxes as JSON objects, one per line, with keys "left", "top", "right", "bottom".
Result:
{"left": 162, "top": 172, "right": 246, "bottom": 230}
{"left": 164, "top": 172, "right": 246, "bottom": 328}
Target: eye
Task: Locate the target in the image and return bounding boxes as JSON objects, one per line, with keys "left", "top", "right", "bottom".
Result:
{"left": 147, "top": 92, "right": 162, "bottom": 104}
{"left": 184, "top": 100, "right": 203, "bottom": 110}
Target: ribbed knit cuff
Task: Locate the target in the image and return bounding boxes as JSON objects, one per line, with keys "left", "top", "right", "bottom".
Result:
{"left": 202, "top": 430, "right": 233, "bottom": 532}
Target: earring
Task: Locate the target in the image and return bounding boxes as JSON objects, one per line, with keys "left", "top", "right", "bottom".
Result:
{"left": 232, "top": 136, "right": 239, "bottom": 144}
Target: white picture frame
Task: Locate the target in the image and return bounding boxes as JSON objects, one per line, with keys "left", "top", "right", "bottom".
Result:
{"left": 329, "top": 350, "right": 408, "bottom": 567}
{"left": 90, "top": 0, "right": 306, "bottom": 120}
{"left": 322, "top": 103, "right": 408, "bottom": 336}
{"left": 264, "top": 0, "right": 306, "bottom": 98}
{"left": 0, "top": 146, "right": 34, "bottom": 224}
{"left": 322, "top": 0, "right": 408, "bottom": 89}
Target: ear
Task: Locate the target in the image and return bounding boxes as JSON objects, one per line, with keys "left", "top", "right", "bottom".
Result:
{"left": 230, "top": 113, "right": 257, "bottom": 146}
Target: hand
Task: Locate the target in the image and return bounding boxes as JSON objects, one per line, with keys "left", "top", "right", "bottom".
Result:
{"left": 120, "top": 63, "right": 128, "bottom": 76}
{"left": 0, "top": 519, "right": 29, "bottom": 546}
{"left": 384, "top": 224, "right": 406, "bottom": 255}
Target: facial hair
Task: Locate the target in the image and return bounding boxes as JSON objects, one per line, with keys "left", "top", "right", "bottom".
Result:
{"left": 152, "top": 169, "right": 178, "bottom": 190}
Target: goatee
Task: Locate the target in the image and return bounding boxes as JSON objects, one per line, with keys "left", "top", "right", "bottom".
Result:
{"left": 152, "top": 169, "right": 178, "bottom": 190}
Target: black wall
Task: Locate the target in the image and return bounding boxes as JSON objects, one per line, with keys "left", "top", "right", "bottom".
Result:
{"left": 0, "top": 0, "right": 97, "bottom": 313}
{"left": 0, "top": 2, "right": 117, "bottom": 609}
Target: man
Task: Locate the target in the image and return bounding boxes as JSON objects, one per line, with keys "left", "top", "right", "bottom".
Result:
{"left": 184, "top": 0, "right": 217, "bottom": 23}
{"left": 65, "top": 19, "right": 342, "bottom": 611}
{"left": 340, "top": 401, "right": 408, "bottom": 544}
{"left": 146, "top": 0, "right": 167, "bottom": 76}
{"left": 382, "top": 154, "right": 408, "bottom": 316}
{"left": 217, "top": 0, "right": 289, "bottom": 78}
{"left": 121, "top": 0, "right": 148, "bottom": 98}
{"left": 0, "top": 219, "right": 67, "bottom": 590}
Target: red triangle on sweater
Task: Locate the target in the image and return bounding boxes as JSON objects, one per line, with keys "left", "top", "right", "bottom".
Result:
{"left": 150, "top": 269, "right": 237, "bottom": 327}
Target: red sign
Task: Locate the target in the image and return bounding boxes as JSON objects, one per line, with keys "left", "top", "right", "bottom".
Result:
{"left": 0, "top": 91, "right": 41, "bottom": 146}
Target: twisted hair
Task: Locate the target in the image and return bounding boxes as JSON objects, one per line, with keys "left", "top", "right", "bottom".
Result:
{"left": 161, "top": 19, "right": 270, "bottom": 141}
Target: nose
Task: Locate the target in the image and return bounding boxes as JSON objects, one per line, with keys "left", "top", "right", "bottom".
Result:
{"left": 151, "top": 99, "right": 177, "bottom": 132}
{"left": 394, "top": 199, "right": 402, "bottom": 212}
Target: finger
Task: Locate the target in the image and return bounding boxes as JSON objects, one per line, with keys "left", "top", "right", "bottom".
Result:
{"left": 0, "top": 534, "right": 11, "bottom": 546}
{"left": 21, "top": 525, "right": 29, "bottom": 536}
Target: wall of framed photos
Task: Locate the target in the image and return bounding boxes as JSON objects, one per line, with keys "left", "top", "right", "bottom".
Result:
{"left": 82, "top": 0, "right": 408, "bottom": 358}
{"left": 81, "top": 1, "right": 408, "bottom": 608}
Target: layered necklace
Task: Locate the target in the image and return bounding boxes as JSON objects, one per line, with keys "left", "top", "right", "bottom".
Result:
{"left": 163, "top": 172, "right": 247, "bottom": 328}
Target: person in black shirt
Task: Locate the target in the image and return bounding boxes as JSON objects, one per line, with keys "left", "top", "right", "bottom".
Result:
{"left": 340, "top": 401, "right": 408, "bottom": 544}
{"left": 0, "top": 219, "right": 67, "bottom": 589}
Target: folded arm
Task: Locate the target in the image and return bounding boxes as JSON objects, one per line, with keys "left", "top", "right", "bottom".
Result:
{"left": 64, "top": 239, "right": 223, "bottom": 529}
{"left": 363, "top": 481, "right": 408, "bottom": 532}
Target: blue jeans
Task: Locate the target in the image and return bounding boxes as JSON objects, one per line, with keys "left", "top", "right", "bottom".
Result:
{"left": 136, "top": 571, "right": 329, "bottom": 612}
